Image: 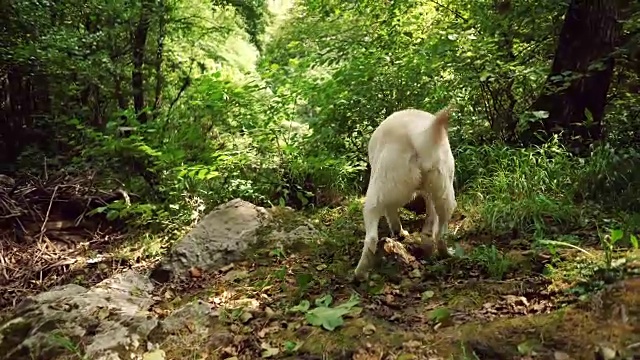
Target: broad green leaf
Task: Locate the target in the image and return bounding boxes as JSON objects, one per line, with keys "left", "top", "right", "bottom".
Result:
{"left": 305, "top": 306, "right": 350, "bottom": 331}
{"left": 610, "top": 229, "right": 624, "bottom": 244}
{"left": 428, "top": 308, "right": 451, "bottom": 323}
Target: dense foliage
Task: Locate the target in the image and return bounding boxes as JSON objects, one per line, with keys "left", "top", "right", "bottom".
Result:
{"left": 2, "top": 0, "right": 639, "bottom": 239}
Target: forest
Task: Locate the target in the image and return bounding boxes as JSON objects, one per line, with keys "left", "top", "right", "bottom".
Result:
{"left": 1, "top": 0, "right": 640, "bottom": 359}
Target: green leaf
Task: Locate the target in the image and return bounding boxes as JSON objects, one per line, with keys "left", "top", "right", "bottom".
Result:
{"left": 427, "top": 307, "right": 451, "bottom": 323}
{"left": 584, "top": 108, "right": 594, "bottom": 124}
{"left": 531, "top": 110, "right": 549, "bottom": 119}
{"left": 106, "top": 210, "right": 120, "bottom": 221}
{"left": 454, "top": 243, "right": 465, "bottom": 257}
{"left": 516, "top": 339, "right": 539, "bottom": 355}
{"left": 305, "top": 306, "right": 350, "bottom": 331}
{"left": 296, "top": 273, "right": 313, "bottom": 288}
{"left": 335, "top": 294, "right": 360, "bottom": 310}
{"left": 610, "top": 229, "right": 624, "bottom": 244}
{"left": 289, "top": 300, "right": 310, "bottom": 313}
{"left": 284, "top": 340, "right": 303, "bottom": 352}
{"left": 260, "top": 342, "right": 279, "bottom": 358}
{"left": 421, "top": 290, "right": 435, "bottom": 300}
{"left": 630, "top": 234, "right": 638, "bottom": 249}
{"left": 296, "top": 191, "right": 310, "bottom": 206}
{"left": 315, "top": 294, "right": 333, "bottom": 307}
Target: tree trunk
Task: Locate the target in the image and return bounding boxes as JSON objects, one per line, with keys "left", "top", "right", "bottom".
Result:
{"left": 132, "top": 0, "right": 152, "bottom": 123}
{"left": 153, "top": 0, "right": 166, "bottom": 118}
{"left": 523, "top": 0, "right": 624, "bottom": 154}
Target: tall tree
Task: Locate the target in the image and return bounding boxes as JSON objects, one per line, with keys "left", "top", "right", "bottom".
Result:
{"left": 523, "top": 0, "right": 626, "bottom": 153}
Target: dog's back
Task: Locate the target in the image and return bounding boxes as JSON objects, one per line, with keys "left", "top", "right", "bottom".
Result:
{"left": 366, "top": 108, "right": 453, "bottom": 205}
{"left": 355, "top": 106, "right": 456, "bottom": 280}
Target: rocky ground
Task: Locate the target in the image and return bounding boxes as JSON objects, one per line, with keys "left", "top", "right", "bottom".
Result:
{"left": 1, "top": 186, "right": 639, "bottom": 360}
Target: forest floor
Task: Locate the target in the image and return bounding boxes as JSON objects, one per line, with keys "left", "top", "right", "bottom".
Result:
{"left": 151, "top": 205, "right": 640, "bottom": 360}
{"left": 1, "top": 175, "right": 639, "bottom": 359}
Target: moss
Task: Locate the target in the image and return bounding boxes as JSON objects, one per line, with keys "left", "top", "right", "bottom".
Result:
{"left": 0, "top": 317, "right": 33, "bottom": 355}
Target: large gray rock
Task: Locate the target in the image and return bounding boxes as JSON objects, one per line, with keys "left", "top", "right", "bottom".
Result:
{"left": 150, "top": 198, "right": 272, "bottom": 283}
{"left": 0, "top": 270, "right": 158, "bottom": 360}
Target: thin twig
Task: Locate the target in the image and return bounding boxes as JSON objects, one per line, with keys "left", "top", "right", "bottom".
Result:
{"left": 38, "top": 185, "right": 59, "bottom": 243}
{"left": 0, "top": 247, "right": 8, "bottom": 280}
{"left": 44, "top": 156, "right": 48, "bottom": 181}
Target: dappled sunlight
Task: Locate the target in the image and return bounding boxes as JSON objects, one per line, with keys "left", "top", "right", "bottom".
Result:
{"left": 1, "top": 0, "right": 639, "bottom": 358}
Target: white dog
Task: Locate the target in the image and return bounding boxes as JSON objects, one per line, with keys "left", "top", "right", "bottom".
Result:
{"left": 354, "top": 106, "right": 457, "bottom": 280}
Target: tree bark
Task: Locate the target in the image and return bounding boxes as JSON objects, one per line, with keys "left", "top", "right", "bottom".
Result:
{"left": 524, "top": 0, "right": 624, "bottom": 154}
{"left": 132, "top": 0, "right": 152, "bottom": 123}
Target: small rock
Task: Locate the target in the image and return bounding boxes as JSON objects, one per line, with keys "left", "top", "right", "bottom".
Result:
{"left": 150, "top": 199, "right": 272, "bottom": 283}
{"left": 316, "top": 264, "right": 327, "bottom": 271}
{"left": 363, "top": 323, "right": 376, "bottom": 335}
{"left": 597, "top": 346, "right": 617, "bottom": 360}
{"left": 553, "top": 351, "right": 571, "bottom": 360}
{"left": 409, "top": 269, "right": 421, "bottom": 278}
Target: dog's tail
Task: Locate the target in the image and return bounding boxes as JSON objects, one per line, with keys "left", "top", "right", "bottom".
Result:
{"left": 434, "top": 104, "right": 456, "bottom": 130}
{"left": 431, "top": 104, "right": 456, "bottom": 143}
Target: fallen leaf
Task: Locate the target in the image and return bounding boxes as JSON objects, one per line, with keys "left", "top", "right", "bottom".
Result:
{"left": 142, "top": 349, "right": 166, "bottom": 360}
{"left": 421, "top": 290, "right": 435, "bottom": 300}
{"left": 403, "top": 340, "right": 421, "bottom": 349}
{"left": 239, "top": 311, "right": 253, "bottom": 323}
{"left": 163, "top": 290, "right": 175, "bottom": 300}
{"left": 316, "top": 264, "right": 327, "bottom": 271}
{"left": 305, "top": 306, "right": 350, "bottom": 331}
{"left": 219, "top": 263, "right": 235, "bottom": 273}
{"left": 396, "top": 354, "right": 416, "bottom": 360}
{"left": 517, "top": 340, "right": 538, "bottom": 355}
{"left": 264, "top": 307, "right": 276, "bottom": 318}
{"left": 257, "top": 326, "right": 280, "bottom": 338}
{"left": 185, "top": 321, "right": 195, "bottom": 333}
{"left": 223, "top": 270, "right": 248, "bottom": 282}
{"left": 260, "top": 342, "right": 280, "bottom": 358}
{"left": 189, "top": 267, "right": 202, "bottom": 278}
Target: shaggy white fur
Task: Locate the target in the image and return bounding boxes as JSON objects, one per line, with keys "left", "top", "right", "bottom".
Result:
{"left": 354, "top": 106, "right": 457, "bottom": 280}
